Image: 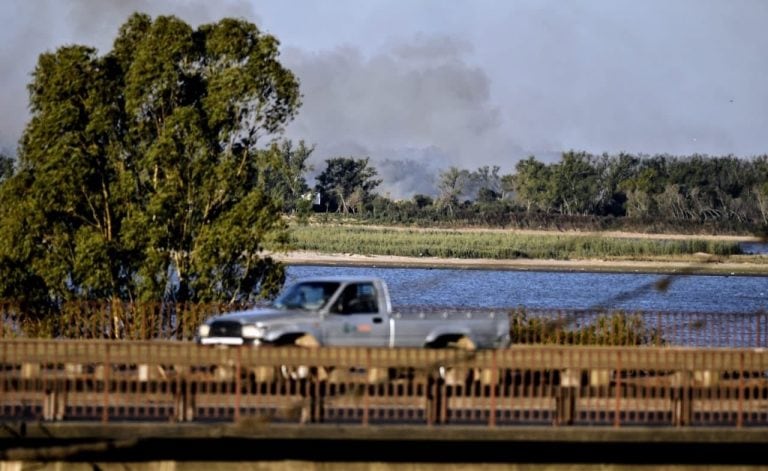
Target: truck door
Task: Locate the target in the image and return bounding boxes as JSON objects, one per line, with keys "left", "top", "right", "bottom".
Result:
{"left": 322, "top": 282, "right": 390, "bottom": 347}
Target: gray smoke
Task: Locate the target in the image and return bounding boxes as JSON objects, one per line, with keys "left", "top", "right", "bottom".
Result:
{"left": 280, "top": 37, "right": 531, "bottom": 199}
{"left": 2, "top": 0, "right": 767, "bottom": 200}
{"left": 0, "top": 0, "right": 256, "bottom": 153}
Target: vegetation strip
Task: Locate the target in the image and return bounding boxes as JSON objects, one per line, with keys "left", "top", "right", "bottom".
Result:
{"left": 289, "top": 224, "right": 746, "bottom": 261}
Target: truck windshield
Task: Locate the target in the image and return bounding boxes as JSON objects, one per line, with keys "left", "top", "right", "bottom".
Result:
{"left": 272, "top": 281, "right": 340, "bottom": 311}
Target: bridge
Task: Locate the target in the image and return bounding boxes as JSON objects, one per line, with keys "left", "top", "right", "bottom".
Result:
{"left": 3, "top": 340, "right": 768, "bottom": 466}
{"left": 2, "top": 340, "right": 767, "bottom": 427}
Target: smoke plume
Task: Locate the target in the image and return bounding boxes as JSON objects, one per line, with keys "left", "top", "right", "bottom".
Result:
{"left": 2, "top": 0, "right": 767, "bottom": 199}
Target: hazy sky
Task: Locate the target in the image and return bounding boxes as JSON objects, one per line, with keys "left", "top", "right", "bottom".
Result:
{"left": 1, "top": 0, "right": 767, "bottom": 197}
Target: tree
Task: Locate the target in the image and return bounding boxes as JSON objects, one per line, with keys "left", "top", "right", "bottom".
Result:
{"left": 0, "top": 13, "right": 302, "bottom": 316}
{"left": 510, "top": 156, "right": 552, "bottom": 213}
{"left": 591, "top": 152, "right": 637, "bottom": 216}
{"left": 0, "top": 153, "right": 12, "bottom": 183}
{"left": 550, "top": 151, "right": 599, "bottom": 215}
{"left": 413, "top": 194, "right": 434, "bottom": 209}
{"left": 436, "top": 166, "right": 470, "bottom": 216}
{"left": 470, "top": 165, "right": 502, "bottom": 203}
{"left": 753, "top": 156, "right": 768, "bottom": 227}
{"left": 315, "top": 157, "right": 381, "bottom": 213}
{"left": 260, "top": 140, "right": 314, "bottom": 216}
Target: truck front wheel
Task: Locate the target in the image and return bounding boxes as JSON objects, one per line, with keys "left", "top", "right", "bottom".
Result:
{"left": 276, "top": 334, "right": 328, "bottom": 381}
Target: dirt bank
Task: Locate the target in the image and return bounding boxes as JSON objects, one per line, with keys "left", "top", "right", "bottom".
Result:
{"left": 272, "top": 250, "right": 768, "bottom": 276}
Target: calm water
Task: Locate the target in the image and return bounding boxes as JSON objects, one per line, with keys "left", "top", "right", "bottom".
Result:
{"left": 741, "top": 241, "right": 768, "bottom": 254}
{"left": 286, "top": 265, "right": 768, "bottom": 314}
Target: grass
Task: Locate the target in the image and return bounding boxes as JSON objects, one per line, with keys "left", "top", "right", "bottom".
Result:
{"left": 288, "top": 224, "right": 744, "bottom": 261}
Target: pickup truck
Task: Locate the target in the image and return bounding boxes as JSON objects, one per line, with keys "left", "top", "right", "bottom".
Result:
{"left": 196, "top": 276, "right": 511, "bottom": 350}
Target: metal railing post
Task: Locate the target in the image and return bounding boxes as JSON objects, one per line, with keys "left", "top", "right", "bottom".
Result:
{"left": 614, "top": 349, "right": 621, "bottom": 428}
{"left": 102, "top": 342, "right": 110, "bottom": 423}
{"left": 489, "top": 349, "right": 497, "bottom": 427}
{"left": 737, "top": 351, "right": 745, "bottom": 428}
{"left": 363, "top": 348, "right": 370, "bottom": 426}
{"left": 234, "top": 346, "right": 242, "bottom": 422}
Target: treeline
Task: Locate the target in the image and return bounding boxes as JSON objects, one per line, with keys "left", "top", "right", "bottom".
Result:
{"left": 312, "top": 152, "right": 768, "bottom": 234}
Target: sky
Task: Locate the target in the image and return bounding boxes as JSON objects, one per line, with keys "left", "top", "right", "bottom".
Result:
{"left": 1, "top": 0, "right": 767, "bottom": 198}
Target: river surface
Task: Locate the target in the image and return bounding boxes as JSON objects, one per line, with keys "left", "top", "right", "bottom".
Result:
{"left": 286, "top": 265, "right": 768, "bottom": 314}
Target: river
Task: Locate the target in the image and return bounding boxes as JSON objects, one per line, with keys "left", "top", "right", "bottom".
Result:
{"left": 286, "top": 265, "right": 768, "bottom": 314}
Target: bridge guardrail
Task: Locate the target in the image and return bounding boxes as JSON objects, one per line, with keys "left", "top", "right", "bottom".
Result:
{"left": 2, "top": 340, "right": 767, "bottom": 427}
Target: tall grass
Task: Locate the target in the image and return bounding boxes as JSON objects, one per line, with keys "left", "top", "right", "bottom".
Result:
{"left": 289, "top": 225, "right": 743, "bottom": 260}
{"left": 509, "top": 308, "right": 664, "bottom": 346}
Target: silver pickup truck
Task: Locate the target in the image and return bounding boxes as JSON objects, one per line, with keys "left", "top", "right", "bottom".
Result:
{"left": 196, "top": 276, "right": 511, "bottom": 350}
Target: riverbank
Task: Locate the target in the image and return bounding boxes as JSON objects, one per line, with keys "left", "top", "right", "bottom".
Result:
{"left": 278, "top": 224, "right": 768, "bottom": 275}
{"left": 272, "top": 250, "right": 768, "bottom": 276}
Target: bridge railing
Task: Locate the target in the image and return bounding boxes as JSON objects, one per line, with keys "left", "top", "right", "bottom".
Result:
{"left": 2, "top": 340, "right": 767, "bottom": 427}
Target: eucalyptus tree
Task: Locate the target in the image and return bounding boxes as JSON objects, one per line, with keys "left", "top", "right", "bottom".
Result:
{"left": 436, "top": 166, "right": 470, "bottom": 216}
{"left": 549, "top": 151, "right": 600, "bottom": 216}
{"left": 0, "top": 13, "right": 302, "bottom": 313}
{"left": 752, "top": 156, "right": 768, "bottom": 227}
{"left": 314, "top": 157, "right": 381, "bottom": 213}
{"left": 0, "top": 153, "right": 12, "bottom": 183}
{"left": 259, "top": 140, "right": 314, "bottom": 216}
{"left": 590, "top": 153, "right": 638, "bottom": 216}
{"left": 510, "top": 156, "right": 552, "bottom": 213}
{"left": 470, "top": 165, "right": 502, "bottom": 203}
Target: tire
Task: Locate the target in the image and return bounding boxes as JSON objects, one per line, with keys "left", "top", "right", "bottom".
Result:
{"left": 437, "top": 336, "right": 478, "bottom": 387}
{"left": 278, "top": 334, "right": 329, "bottom": 381}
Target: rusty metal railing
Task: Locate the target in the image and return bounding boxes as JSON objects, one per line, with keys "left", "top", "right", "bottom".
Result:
{"left": 2, "top": 340, "right": 767, "bottom": 427}
{"left": 0, "top": 301, "right": 245, "bottom": 340}
{"left": 509, "top": 308, "right": 768, "bottom": 348}
{"left": 3, "top": 301, "right": 768, "bottom": 348}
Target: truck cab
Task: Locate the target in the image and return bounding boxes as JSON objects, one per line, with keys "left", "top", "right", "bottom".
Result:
{"left": 320, "top": 279, "right": 392, "bottom": 347}
{"left": 197, "top": 277, "right": 394, "bottom": 347}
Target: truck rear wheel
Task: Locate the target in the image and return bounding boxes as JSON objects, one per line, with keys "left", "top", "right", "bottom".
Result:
{"left": 434, "top": 335, "right": 478, "bottom": 387}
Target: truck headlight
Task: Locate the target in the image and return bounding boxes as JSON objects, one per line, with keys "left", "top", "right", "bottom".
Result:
{"left": 198, "top": 324, "right": 211, "bottom": 337}
{"left": 242, "top": 324, "right": 266, "bottom": 339}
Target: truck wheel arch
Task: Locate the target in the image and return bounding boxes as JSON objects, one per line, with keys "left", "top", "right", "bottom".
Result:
{"left": 425, "top": 333, "right": 476, "bottom": 350}
{"left": 270, "top": 332, "right": 320, "bottom": 347}
{"left": 271, "top": 333, "right": 326, "bottom": 382}
{"left": 426, "top": 334, "right": 478, "bottom": 387}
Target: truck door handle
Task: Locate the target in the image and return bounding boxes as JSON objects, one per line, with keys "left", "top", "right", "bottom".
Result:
{"left": 373, "top": 317, "right": 383, "bottom": 324}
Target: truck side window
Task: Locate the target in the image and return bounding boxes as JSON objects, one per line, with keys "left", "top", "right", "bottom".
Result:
{"left": 333, "top": 283, "right": 378, "bottom": 314}
{"left": 355, "top": 283, "right": 378, "bottom": 313}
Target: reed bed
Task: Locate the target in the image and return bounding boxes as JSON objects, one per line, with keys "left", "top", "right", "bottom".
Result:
{"left": 289, "top": 225, "right": 743, "bottom": 260}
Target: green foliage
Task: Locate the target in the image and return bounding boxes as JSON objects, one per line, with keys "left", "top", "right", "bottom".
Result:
{"left": 0, "top": 300, "right": 247, "bottom": 340}
{"left": 315, "top": 157, "right": 381, "bottom": 213}
{"left": 549, "top": 151, "right": 599, "bottom": 215}
{"left": 261, "top": 140, "right": 314, "bottom": 215}
{"left": 413, "top": 194, "right": 434, "bottom": 209}
{"left": 346, "top": 151, "right": 768, "bottom": 234}
{"left": 436, "top": 167, "right": 471, "bottom": 215}
{"left": 0, "top": 12, "right": 302, "bottom": 320}
{"left": 508, "top": 151, "right": 768, "bottom": 228}
{"left": 510, "top": 156, "right": 552, "bottom": 213}
{"left": 509, "top": 308, "right": 665, "bottom": 346}
{"left": 0, "top": 154, "right": 12, "bottom": 183}
{"left": 468, "top": 165, "right": 502, "bottom": 203}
